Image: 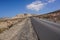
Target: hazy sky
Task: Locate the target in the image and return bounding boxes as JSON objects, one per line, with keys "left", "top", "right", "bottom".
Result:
{"left": 0, "top": 0, "right": 60, "bottom": 17}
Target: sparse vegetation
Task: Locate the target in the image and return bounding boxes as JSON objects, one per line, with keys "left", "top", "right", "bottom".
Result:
{"left": 36, "top": 10, "right": 60, "bottom": 23}
{"left": 0, "top": 18, "right": 25, "bottom": 33}
{"left": 0, "top": 28, "right": 9, "bottom": 33}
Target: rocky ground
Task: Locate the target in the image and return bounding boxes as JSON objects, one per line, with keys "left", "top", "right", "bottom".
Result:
{"left": 0, "top": 18, "right": 38, "bottom": 40}
{"left": 18, "top": 19, "right": 38, "bottom": 40}
{"left": 0, "top": 14, "right": 35, "bottom": 33}
{"left": 0, "top": 18, "right": 25, "bottom": 33}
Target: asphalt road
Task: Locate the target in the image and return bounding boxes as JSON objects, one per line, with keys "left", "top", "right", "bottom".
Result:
{"left": 31, "top": 17, "right": 60, "bottom": 40}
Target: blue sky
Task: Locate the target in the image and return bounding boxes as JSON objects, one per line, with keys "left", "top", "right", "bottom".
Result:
{"left": 0, "top": 0, "right": 60, "bottom": 17}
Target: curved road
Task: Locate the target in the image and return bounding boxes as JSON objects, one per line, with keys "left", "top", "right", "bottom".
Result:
{"left": 31, "top": 17, "right": 60, "bottom": 40}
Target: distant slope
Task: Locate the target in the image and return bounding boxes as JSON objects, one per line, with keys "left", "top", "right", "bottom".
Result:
{"left": 36, "top": 10, "right": 60, "bottom": 22}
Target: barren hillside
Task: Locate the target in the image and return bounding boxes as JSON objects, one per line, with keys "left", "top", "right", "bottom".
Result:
{"left": 36, "top": 10, "right": 60, "bottom": 23}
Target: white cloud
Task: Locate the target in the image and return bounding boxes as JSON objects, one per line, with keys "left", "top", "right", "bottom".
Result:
{"left": 26, "top": 0, "right": 56, "bottom": 11}
{"left": 47, "top": 0, "right": 56, "bottom": 3}
{"left": 26, "top": 1, "right": 47, "bottom": 11}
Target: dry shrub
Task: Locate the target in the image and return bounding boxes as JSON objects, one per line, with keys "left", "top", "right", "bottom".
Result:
{"left": 0, "top": 28, "right": 8, "bottom": 33}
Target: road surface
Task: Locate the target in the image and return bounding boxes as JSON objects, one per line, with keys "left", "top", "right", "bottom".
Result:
{"left": 31, "top": 17, "right": 60, "bottom": 40}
